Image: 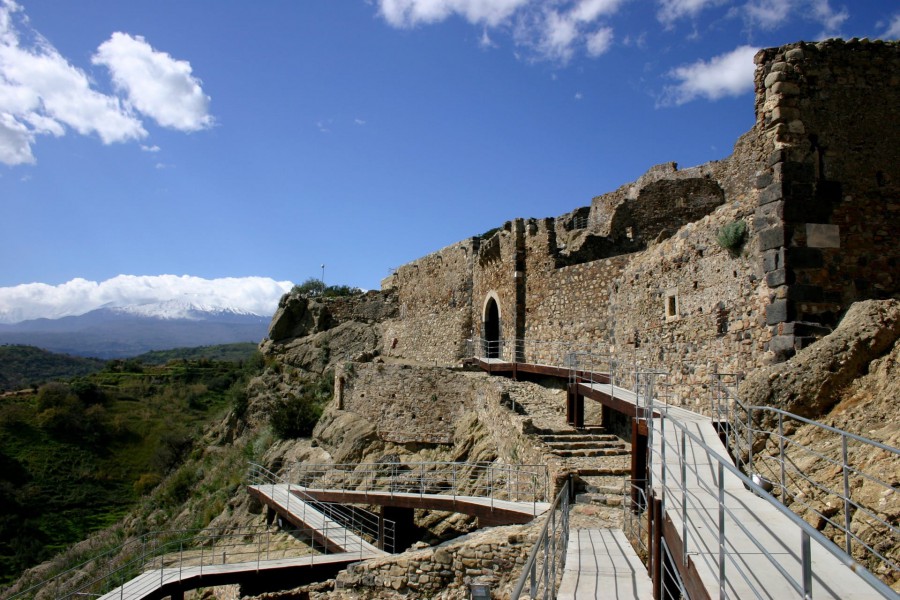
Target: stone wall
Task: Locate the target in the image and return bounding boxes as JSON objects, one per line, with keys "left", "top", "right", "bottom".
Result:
{"left": 381, "top": 240, "right": 477, "bottom": 364}
{"left": 753, "top": 39, "right": 900, "bottom": 358}
{"left": 471, "top": 222, "right": 524, "bottom": 355}
{"left": 379, "top": 40, "right": 899, "bottom": 372}
{"left": 335, "top": 523, "right": 539, "bottom": 596}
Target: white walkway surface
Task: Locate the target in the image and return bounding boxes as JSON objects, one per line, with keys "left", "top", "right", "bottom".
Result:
{"left": 558, "top": 528, "right": 652, "bottom": 599}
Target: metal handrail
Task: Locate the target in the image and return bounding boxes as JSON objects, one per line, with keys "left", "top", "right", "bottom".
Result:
{"left": 7, "top": 525, "right": 317, "bottom": 600}
{"left": 247, "top": 462, "right": 395, "bottom": 553}
{"left": 711, "top": 378, "right": 900, "bottom": 577}
{"left": 510, "top": 480, "right": 570, "bottom": 599}
{"left": 287, "top": 461, "right": 551, "bottom": 510}
{"left": 469, "top": 337, "right": 898, "bottom": 594}
{"left": 647, "top": 401, "right": 897, "bottom": 599}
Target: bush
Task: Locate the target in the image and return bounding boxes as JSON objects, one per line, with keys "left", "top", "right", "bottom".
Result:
{"left": 291, "top": 277, "right": 363, "bottom": 298}
{"left": 269, "top": 393, "right": 322, "bottom": 439}
{"left": 717, "top": 219, "right": 748, "bottom": 256}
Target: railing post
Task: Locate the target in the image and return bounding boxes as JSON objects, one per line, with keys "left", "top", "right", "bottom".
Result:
{"left": 718, "top": 462, "right": 726, "bottom": 600}
{"left": 747, "top": 406, "right": 753, "bottom": 473}
{"left": 842, "top": 433, "right": 852, "bottom": 557}
{"left": 779, "top": 411, "right": 786, "bottom": 502}
{"left": 550, "top": 503, "right": 557, "bottom": 597}
{"left": 681, "top": 429, "right": 688, "bottom": 567}
{"left": 802, "top": 530, "right": 812, "bottom": 600}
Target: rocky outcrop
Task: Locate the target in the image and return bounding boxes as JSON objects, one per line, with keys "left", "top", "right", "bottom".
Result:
{"left": 740, "top": 299, "right": 900, "bottom": 418}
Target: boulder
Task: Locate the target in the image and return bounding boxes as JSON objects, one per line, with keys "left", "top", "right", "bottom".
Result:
{"left": 740, "top": 299, "right": 900, "bottom": 418}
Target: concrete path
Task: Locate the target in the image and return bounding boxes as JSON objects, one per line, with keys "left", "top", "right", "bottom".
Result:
{"left": 558, "top": 528, "right": 652, "bottom": 599}
{"left": 97, "top": 552, "right": 380, "bottom": 600}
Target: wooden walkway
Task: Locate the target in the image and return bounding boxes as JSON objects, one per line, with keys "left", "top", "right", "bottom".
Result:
{"left": 558, "top": 528, "right": 652, "bottom": 599}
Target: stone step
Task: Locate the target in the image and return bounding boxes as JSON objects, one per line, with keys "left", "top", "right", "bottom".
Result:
{"left": 540, "top": 434, "right": 620, "bottom": 443}
{"left": 575, "top": 492, "right": 625, "bottom": 507}
{"left": 544, "top": 440, "right": 626, "bottom": 451}
{"left": 576, "top": 474, "right": 628, "bottom": 495}
{"left": 533, "top": 426, "right": 608, "bottom": 436}
{"left": 551, "top": 448, "right": 630, "bottom": 458}
{"left": 574, "top": 466, "right": 632, "bottom": 477}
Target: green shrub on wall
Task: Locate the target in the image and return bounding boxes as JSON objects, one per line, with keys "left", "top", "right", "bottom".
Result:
{"left": 717, "top": 219, "right": 748, "bottom": 256}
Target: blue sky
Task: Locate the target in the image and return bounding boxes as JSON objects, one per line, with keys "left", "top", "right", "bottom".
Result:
{"left": 0, "top": 0, "right": 897, "bottom": 320}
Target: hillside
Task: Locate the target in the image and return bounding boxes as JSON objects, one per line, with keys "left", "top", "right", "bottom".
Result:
{"left": 0, "top": 345, "right": 105, "bottom": 392}
{"left": 0, "top": 354, "right": 262, "bottom": 586}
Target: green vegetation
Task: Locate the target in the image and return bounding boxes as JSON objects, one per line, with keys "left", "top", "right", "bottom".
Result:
{"left": 0, "top": 353, "right": 264, "bottom": 586}
{"left": 133, "top": 342, "right": 260, "bottom": 365}
{"left": 269, "top": 372, "right": 333, "bottom": 439}
{"left": 0, "top": 345, "right": 105, "bottom": 392}
{"left": 716, "top": 219, "right": 748, "bottom": 256}
{"left": 291, "top": 277, "right": 363, "bottom": 298}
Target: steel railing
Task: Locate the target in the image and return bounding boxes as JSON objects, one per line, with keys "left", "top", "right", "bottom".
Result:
{"left": 623, "top": 479, "right": 650, "bottom": 563}
{"left": 468, "top": 336, "right": 899, "bottom": 594}
{"left": 247, "top": 462, "right": 395, "bottom": 553}
{"left": 711, "top": 390, "right": 900, "bottom": 579}
{"left": 286, "top": 461, "right": 551, "bottom": 512}
{"left": 646, "top": 401, "right": 897, "bottom": 599}
{"left": 510, "top": 480, "right": 571, "bottom": 599}
{"left": 6, "top": 524, "right": 321, "bottom": 600}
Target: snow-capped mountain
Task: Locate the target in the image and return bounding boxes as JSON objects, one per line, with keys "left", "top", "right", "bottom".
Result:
{"left": 0, "top": 302, "right": 272, "bottom": 359}
{"left": 109, "top": 299, "right": 263, "bottom": 321}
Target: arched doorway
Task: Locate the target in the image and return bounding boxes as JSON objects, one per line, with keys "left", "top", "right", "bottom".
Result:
{"left": 483, "top": 295, "right": 500, "bottom": 359}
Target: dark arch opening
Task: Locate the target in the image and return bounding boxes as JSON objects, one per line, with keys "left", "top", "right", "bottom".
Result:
{"left": 484, "top": 297, "right": 500, "bottom": 359}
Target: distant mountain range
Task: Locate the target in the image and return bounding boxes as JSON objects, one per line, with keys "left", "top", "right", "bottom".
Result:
{"left": 0, "top": 301, "right": 271, "bottom": 358}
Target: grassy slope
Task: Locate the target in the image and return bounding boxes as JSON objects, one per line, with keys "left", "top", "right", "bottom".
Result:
{"left": 0, "top": 345, "right": 105, "bottom": 392}
{"left": 0, "top": 356, "right": 262, "bottom": 586}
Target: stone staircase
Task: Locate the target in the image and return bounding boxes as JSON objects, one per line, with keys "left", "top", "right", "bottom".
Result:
{"left": 532, "top": 425, "right": 632, "bottom": 507}
{"left": 535, "top": 426, "right": 629, "bottom": 458}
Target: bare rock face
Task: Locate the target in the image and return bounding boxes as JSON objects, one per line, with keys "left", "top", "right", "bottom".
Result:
{"left": 313, "top": 405, "right": 385, "bottom": 465}
{"left": 740, "top": 299, "right": 900, "bottom": 418}
{"left": 268, "top": 294, "right": 333, "bottom": 342}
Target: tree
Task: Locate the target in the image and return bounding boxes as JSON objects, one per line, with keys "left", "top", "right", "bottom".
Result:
{"left": 292, "top": 277, "right": 326, "bottom": 297}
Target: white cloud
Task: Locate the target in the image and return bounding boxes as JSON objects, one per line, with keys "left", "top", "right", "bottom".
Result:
{"left": 354, "top": 118, "right": 366, "bottom": 125}
{"left": 0, "top": 275, "right": 294, "bottom": 323}
{"left": 743, "top": 0, "right": 847, "bottom": 35}
{"left": 808, "top": 0, "right": 847, "bottom": 35}
{"left": 0, "top": 1, "right": 210, "bottom": 166}
{"left": 660, "top": 44, "right": 758, "bottom": 106}
{"left": 586, "top": 26, "right": 614, "bottom": 56}
{"left": 572, "top": 0, "right": 628, "bottom": 22}
{"left": 377, "top": 1, "right": 624, "bottom": 63}
{"left": 538, "top": 10, "right": 580, "bottom": 62}
{"left": 378, "top": 0, "right": 532, "bottom": 28}
{"left": 92, "top": 33, "right": 213, "bottom": 132}
{"left": 883, "top": 13, "right": 900, "bottom": 39}
{"left": 657, "top": 0, "right": 726, "bottom": 26}
{"left": 743, "top": 0, "right": 793, "bottom": 30}
{"left": 574, "top": 91, "right": 583, "bottom": 99}
{"left": 0, "top": 111, "right": 34, "bottom": 164}
{"left": 140, "top": 144, "right": 160, "bottom": 152}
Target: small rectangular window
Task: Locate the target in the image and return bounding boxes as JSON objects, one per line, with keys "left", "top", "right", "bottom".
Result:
{"left": 665, "top": 289, "right": 679, "bottom": 322}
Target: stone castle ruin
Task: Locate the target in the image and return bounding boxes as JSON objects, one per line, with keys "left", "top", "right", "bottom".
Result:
{"left": 377, "top": 39, "right": 899, "bottom": 386}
